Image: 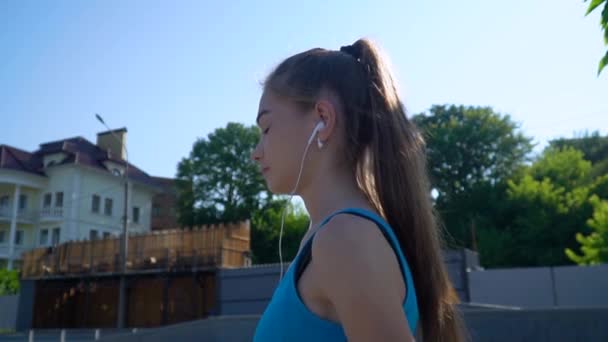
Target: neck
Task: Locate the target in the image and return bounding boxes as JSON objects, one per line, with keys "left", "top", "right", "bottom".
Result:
{"left": 298, "top": 163, "right": 371, "bottom": 230}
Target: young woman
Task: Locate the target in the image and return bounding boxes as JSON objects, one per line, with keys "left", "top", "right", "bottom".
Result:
{"left": 252, "top": 38, "right": 465, "bottom": 342}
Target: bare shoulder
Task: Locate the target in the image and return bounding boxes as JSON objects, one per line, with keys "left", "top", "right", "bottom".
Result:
{"left": 311, "top": 213, "right": 405, "bottom": 299}
{"left": 312, "top": 213, "right": 388, "bottom": 262}
{"left": 309, "top": 213, "right": 412, "bottom": 340}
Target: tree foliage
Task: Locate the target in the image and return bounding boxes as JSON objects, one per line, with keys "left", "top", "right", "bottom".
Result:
{"left": 583, "top": 0, "right": 608, "bottom": 75}
{"left": 0, "top": 269, "right": 19, "bottom": 295}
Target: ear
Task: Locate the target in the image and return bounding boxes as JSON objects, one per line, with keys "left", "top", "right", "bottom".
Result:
{"left": 313, "top": 98, "right": 338, "bottom": 145}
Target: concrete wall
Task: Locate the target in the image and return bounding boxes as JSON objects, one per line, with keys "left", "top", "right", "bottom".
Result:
{"left": 444, "top": 249, "right": 479, "bottom": 301}
{"left": 15, "top": 280, "right": 35, "bottom": 332}
{"left": 0, "top": 295, "right": 18, "bottom": 330}
{"left": 468, "top": 264, "right": 608, "bottom": 308}
{"left": 217, "top": 265, "right": 284, "bottom": 316}
{"left": 217, "top": 249, "right": 478, "bottom": 316}
{"left": 469, "top": 266, "right": 555, "bottom": 307}
{"left": 464, "top": 307, "right": 608, "bottom": 342}
{"left": 553, "top": 264, "right": 608, "bottom": 307}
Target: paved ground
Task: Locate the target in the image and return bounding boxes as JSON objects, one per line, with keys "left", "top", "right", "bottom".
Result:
{"left": 0, "top": 329, "right": 141, "bottom": 342}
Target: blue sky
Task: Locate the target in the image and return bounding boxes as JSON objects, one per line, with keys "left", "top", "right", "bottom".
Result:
{"left": 1, "top": 0, "right": 607, "bottom": 178}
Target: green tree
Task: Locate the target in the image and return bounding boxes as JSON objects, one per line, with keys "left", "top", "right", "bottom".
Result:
{"left": 566, "top": 194, "right": 608, "bottom": 264}
{"left": 583, "top": 0, "right": 608, "bottom": 75}
{"left": 0, "top": 269, "right": 19, "bottom": 295}
{"left": 529, "top": 147, "right": 593, "bottom": 189}
{"left": 549, "top": 131, "right": 608, "bottom": 179}
{"left": 412, "top": 105, "right": 533, "bottom": 248}
{"left": 413, "top": 105, "right": 533, "bottom": 202}
{"left": 500, "top": 147, "right": 594, "bottom": 266}
{"left": 251, "top": 200, "right": 309, "bottom": 264}
{"left": 175, "top": 158, "right": 196, "bottom": 228}
{"left": 176, "top": 123, "right": 268, "bottom": 225}
{"left": 175, "top": 122, "right": 310, "bottom": 264}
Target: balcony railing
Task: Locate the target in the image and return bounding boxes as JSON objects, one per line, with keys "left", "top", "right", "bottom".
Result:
{"left": 0, "top": 206, "right": 38, "bottom": 222}
{"left": 40, "top": 207, "right": 64, "bottom": 220}
{"left": 0, "top": 206, "right": 11, "bottom": 219}
{"left": 0, "top": 244, "right": 36, "bottom": 259}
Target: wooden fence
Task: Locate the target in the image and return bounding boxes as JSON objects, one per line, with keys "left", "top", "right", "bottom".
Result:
{"left": 21, "top": 221, "right": 251, "bottom": 279}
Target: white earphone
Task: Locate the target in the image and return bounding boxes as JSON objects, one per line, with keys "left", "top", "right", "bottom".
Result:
{"left": 278, "top": 120, "right": 325, "bottom": 281}
{"left": 307, "top": 121, "right": 326, "bottom": 149}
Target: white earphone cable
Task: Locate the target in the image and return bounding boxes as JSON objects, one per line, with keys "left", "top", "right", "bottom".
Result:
{"left": 279, "top": 127, "right": 317, "bottom": 282}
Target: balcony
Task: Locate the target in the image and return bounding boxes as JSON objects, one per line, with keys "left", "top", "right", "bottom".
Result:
{"left": 39, "top": 207, "right": 64, "bottom": 222}
{"left": 0, "top": 243, "right": 36, "bottom": 261}
{"left": 0, "top": 206, "right": 37, "bottom": 223}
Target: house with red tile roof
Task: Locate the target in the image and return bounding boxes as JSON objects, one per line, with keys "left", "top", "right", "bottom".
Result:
{"left": 0, "top": 128, "right": 160, "bottom": 270}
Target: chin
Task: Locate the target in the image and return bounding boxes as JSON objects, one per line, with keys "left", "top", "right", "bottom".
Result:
{"left": 265, "top": 177, "right": 291, "bottom": 195}
{"left": 266, "top": 183, "right": 289, "bottom": 195}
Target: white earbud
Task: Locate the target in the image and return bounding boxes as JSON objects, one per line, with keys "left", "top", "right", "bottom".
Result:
{"left": 307, "top": 121, "right": 325, "bottom": 148}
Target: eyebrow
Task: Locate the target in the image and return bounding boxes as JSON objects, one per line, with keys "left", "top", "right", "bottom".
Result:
{"left": 256, "top": 109, "right": 270, "bottom": 124}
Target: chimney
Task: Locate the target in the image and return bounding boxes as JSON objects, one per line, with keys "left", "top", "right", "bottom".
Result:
{"left": 97, "top": 128, "right": 127, "bottom": 161}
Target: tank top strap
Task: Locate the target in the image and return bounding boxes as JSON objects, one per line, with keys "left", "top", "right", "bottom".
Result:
{"left": 305, "top": 207, "right": 418, "bottom": 325}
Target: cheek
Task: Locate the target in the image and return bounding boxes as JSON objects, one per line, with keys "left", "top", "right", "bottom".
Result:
{"left": 263, "top": 133, "right": 302, "bottom": 193}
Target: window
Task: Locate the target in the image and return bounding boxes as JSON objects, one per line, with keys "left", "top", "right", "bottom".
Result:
{"left": 91, "top": 195, "right": 100, "bottom": 213}
{"left": 15, "top": 230, "right": 24, "bottom": 245}
{"left": 55, "top": 192, "right": 63, "bottom": 208}
{"left": 133, "top": 207, "right": 140, "bottom": 224}
{"left": 18, "top": 195, "right": 27, "bottom": 210}
{"left": 52, "top": 227, "right": 61, "bottom": 245}
{"left": 104, "top": 198, "right": 113, "bottom": 216}
{"left": 152, "top": 205, "right": 161, "bottom": 217}
{"left": 0, "top": 230, "right": 5, "bottom": 243}
{"left": 0, "top": 195, "right": 9, "bottom": 208}
{"left": 43, "top": 193, "right": 52, "bottom": 208}
{"left": 39, "top": 229, "right": 49, "bottom": 245}
{"left": 103, "top": 232, "right": 111, "bottom": 239}
{"left": 89, "top": 230, "right": 99, "bottom": 240}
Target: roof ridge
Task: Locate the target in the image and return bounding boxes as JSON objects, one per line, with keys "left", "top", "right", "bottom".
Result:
{"left": 0, "top": 144, "right": 33, "bottom": 155}
{"left": 5, "top": 146, "right": 32, "bottom": 172}
{"left": 39, "top": 135, "right": 89, "bottom": 149}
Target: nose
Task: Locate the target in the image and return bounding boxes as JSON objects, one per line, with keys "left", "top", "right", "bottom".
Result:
{"left": 251, "top": 139, "right": 262, "bottom": 162}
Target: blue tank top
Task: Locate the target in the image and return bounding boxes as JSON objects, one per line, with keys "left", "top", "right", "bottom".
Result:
{"left": 253, "top": 208, "right": 419, "bottom": 341}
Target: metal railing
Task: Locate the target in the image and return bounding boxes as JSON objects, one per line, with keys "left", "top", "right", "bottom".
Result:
{"left": 0, "top": 206, "right": 62, "bottom": 221}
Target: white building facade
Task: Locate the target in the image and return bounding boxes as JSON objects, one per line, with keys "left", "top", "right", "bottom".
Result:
{"left": 0, "top": 128, "right": 158, "bottom": 269}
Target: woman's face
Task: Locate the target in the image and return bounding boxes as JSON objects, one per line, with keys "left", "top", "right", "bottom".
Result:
{"left": 251, "top": 90, "right": 314, "bottom": 194}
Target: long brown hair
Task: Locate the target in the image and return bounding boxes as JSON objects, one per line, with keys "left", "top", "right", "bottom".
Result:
{"left": 265, "top": 38, "right": 466, "bottom": 341}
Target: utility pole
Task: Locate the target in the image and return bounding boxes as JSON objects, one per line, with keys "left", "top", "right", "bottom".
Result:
{"left": 470, "top": 217, "right": 478, "bottom": 252}
{"left": 95, "top": 113, "right": 129, "bottom": 328}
